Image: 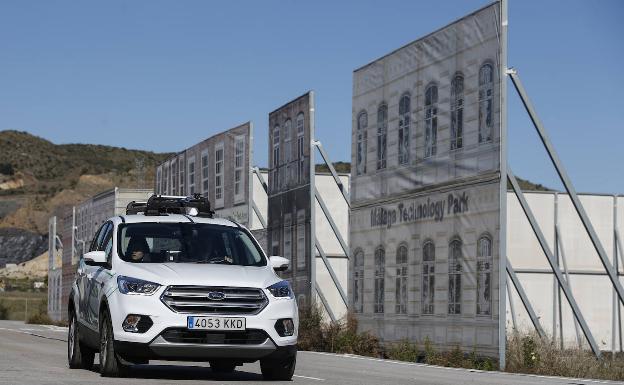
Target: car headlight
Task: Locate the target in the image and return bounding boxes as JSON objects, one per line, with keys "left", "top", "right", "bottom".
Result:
{"left": 117, "top": 276, "right": 161, "bottom": 295}
{"left": 267, "top": 280, "right": 293, "bottom": 299}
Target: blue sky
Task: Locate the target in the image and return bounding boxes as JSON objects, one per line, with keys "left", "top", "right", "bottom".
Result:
{"left": 1, "top": 0, "right": 622, "bottom": 193}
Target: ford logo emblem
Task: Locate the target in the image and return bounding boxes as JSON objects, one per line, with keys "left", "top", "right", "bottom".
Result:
{"left": 207, "top": 291, "right": 226, "bottom": 301}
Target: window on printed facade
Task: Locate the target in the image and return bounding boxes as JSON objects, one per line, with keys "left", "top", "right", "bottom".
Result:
{"left": 163, "top": 163, "right": 169, "bottom": 194}
{"left": 170, "top": 159, "right": 176, "bottom": 194}
{"left": 477, "top": 235, "right": 493, "bottom": 315}
{"left": 398, "top": 94, "right": 410, "bottom": 165}
{"left": 374, "top": 246, "right": 385, "bottom": 313}
{"left": 178, "top": 156, "right": 185, "bottom": 195}
{"left": 422, "top": 241, "right": 435, "bottom": 314}
{"left": 425, "top": 84, "right": 438, "bottom": 158}
{"left": 283, "top": 119, "right": 292, "bottom": 188}
{"left": 296, "top": 113, "right": 305, "bottom": 184}
{"left": 215, "top": 144, "right": 224, "bottom": 207}
{"left": 283, "top": 214, "right": 292, "bottom": 271}
{"left": 296, "top": 209, "right": 306, "bottom": 270}
{"left": 156, "top": 167, "right": 162, "bottom": 195}
{"left": 188, "top": 157, "right": 196, "bottom": 195}
{"left": 356, "top": 111, "right": 368, "bottom": 175}
{"left": 273, "top": 125, "right": 280, "bottom": 192}
{"left": 201, "top": 150, "right": 209, "bottom": 193}
{"left": 448, "top": 239, "right": 462, "bottom": 315}
{"left": 376, "top": 104, "right": 387, "bottom": 170}
{"left": 451, "top": 74, "right": 464, "bottom": 150}
{"left": 395, "top": 244, "right": 408, "bottom": 314}
{"left": 354, "top": 249, "right": 364, "bottom": 313}
{"left": 479, "top": 63, "right": 494, "bottom": 143}
{"left": 234, "top": 136, "right": 245, "bottom": 202}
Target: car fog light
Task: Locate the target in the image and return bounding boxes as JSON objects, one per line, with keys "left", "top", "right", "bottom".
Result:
{"left": 275, "top": 318, "right": 295, "bottom": 337}
{"left": 122, "top": 314, "right": 152, "bottom": 333}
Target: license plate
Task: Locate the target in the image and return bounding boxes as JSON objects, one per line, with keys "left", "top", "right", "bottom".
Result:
{"left": 187, "top": 316, "right": 245, "bottom": 331}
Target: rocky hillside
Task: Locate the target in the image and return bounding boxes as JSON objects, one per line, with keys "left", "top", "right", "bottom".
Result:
{"left": 0, "top": 228, "right": 47, "bottom": 267}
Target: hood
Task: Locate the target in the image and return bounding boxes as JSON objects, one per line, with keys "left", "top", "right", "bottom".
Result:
{"left": 116, "top": 262, "right": 281, "bottom": 289}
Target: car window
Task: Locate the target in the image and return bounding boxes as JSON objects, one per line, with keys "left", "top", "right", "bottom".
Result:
{"left": 117, "top": 223, "right": 266, "bottom": 266}
{"left": 98, "top": 223, "right": 112, "bottom": 251}
{"left": 90, "top": 223, "right": 107, "bottom": 252}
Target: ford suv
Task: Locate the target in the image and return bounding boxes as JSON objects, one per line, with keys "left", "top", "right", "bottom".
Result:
{"left": 67, "top": 195, "right": 298, "bottom": 380}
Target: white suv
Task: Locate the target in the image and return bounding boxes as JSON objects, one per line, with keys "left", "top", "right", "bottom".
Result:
{"left": 67, "top": 195, "right": 298, "bottom": 380}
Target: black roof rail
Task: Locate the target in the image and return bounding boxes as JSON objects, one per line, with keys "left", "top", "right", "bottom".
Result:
{"left": 126, "top": 201, "right": 148, "bottom": 215}
{"left": 138, "top": 194, "right": 215, "bottom": 218}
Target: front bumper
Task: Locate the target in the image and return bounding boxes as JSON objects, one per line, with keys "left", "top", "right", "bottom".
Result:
{"left": 106, "top": 287, "right": 298, "bottom": 348}
{"left": 115, "top": 338, "right": 297, "bottom": 363}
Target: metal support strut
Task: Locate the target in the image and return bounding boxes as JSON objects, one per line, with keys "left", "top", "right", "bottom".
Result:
{"left": 509, "top": 70, "right": 624, "bottom": 312}
{"left": 509, "top": 169, "right": 601, "bottom": 357}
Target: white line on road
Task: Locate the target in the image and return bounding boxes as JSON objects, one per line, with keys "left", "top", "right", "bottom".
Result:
{"left": 294, "top": 374, "right": 325, "bottom": 381}
{"left": 300, "top": 351, "right": 621, "bottom": 385}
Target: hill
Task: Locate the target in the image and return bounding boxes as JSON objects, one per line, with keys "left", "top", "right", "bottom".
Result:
{"left": 0, "top": 130, "right": 172, "bottom": 235}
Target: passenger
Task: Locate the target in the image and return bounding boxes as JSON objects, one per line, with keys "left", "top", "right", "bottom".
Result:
{"left": 127, "top": 237, "right": 150, "bottom": 262}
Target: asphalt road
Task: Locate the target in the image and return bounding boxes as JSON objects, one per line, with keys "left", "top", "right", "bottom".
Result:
{"left": 0, "top": 320, "right": 618, "bottom": 385}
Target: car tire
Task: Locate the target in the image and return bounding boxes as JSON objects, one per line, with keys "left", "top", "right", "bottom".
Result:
{"left": 260, "top": 352, "right": 296, "bottom": 381}
{"left": 67, "top": 309, "right": 95, "bottom": 370}
{"left": 99, "top": 310, "right": 128, "bottom": 377}
{"left": 210, "top": 360, "right": 236, "bottom": 373}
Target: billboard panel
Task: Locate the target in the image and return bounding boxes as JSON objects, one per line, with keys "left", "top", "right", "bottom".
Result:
{"left": 155, "top": 122, "right": 254, "bottom": 227}
{"left": 267, "top": 92, "right": 315, "bottom": 307}
{"left": 350, "top": 2, "right": 503, "bottom": 357}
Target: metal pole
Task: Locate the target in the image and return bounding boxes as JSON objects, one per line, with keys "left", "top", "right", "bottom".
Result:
{"left": 557, "top": 227, "right": 582, "bottom": 347}
{"left": 553, "top": 192, "right": 559, "bottom": 345}
{"left": 315, "top": 188, "right": 350, "bottom": 259}
{"left": 312, "top": 141, "right": 350, "bottom": 206}
{"left": 252, "top": 202, "right": 267, "bottom": 229}
{"left": 613, "top": 195, "right": 618, "bottom": 358}
{"left": 507, "top": 260, "right": 546, "bottom": 338}
{"left": 509, "top": 70, "right": 624, "bottom": 310}
{"left": 253, "top": 166, "right": 268, "bottom": 193}
{"left": 315, "top": 286, "right": 336, "bottom": 322}
{"left": 506, "top": 276, "right": 517, "bottom": 332}
{"left": 498, "top": 0, "right": 509, "bottom": 370}
{"left": 309, "top": 91, "right": 317, "bottom": 309}
{"left": 24, "top": 298, "right": 28, "bottom": 321}
{"left": 509, "top": 169, "right": 601, "bottom": 357}
{"left": 315, "top": 239, "right": 348, "bottom": 306}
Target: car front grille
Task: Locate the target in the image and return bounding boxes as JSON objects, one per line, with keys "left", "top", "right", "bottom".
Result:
{"left": 160, "top": 286, "right": 268, "bottom": 315}
{"left": 160, "top": 328, "right": 269, "bottom": 345}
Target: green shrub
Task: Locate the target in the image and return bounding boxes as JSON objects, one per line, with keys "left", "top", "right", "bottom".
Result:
{"left": 297, "top": 303, "right": 380, "bottom": 357}
{"left": 26, "top": 312, "right": 67, "bottom": 327}
{"left": 386, "top": 339, "right": 419, "bottom": 362}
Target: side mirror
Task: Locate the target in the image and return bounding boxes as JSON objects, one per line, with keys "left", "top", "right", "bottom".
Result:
{"left": 84, "top": 251, "right": 107, "bottom": 266}
{"left": 269, "top": 256, "right": 289, "bottom": 272}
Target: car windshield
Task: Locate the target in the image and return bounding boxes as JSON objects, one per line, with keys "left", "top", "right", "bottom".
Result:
{"left": 117, "top": 223, "right": 266, "bottom": 266}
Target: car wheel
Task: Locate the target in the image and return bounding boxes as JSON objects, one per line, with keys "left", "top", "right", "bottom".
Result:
{"left": 210, "top": 360, "right": 236, "bottom": 373}
{"left": 67, "top": 309, "right": 95, "bottom": 370}
{"left": 99, "top": 310, "right": 128, "bottom": 377}
{"left": 260, "top": 352, "right": 296, "bottom": 381}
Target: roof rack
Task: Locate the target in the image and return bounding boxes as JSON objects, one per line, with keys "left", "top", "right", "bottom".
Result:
{"left": 125, "top": 194, "right": 215, "bottom": 218}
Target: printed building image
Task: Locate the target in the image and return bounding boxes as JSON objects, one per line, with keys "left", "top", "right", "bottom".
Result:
{"left": 155, "top": 122, "right": 258, "bottom": 228}
{"left": 267, "top": 92, "right": 316, "bottom": 307}
{"left": 48, "top": 187, "right": 153, "bottom": 321}
{"left": 350, "top": 2, "right": 503, "bottom": 357}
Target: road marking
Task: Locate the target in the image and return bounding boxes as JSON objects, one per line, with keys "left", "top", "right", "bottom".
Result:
{"left": 300, "top": 351, "right": 619, "bottom": 385}
{"left": 0, "top": 326, "right": 66, "bottom": 342}
{"left": 294, "top": 374, "right": 325, "bottom": 381}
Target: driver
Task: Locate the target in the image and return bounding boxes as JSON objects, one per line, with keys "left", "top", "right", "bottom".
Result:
{"left": 127, "top": 237, "right": 150, "bottom": 262}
